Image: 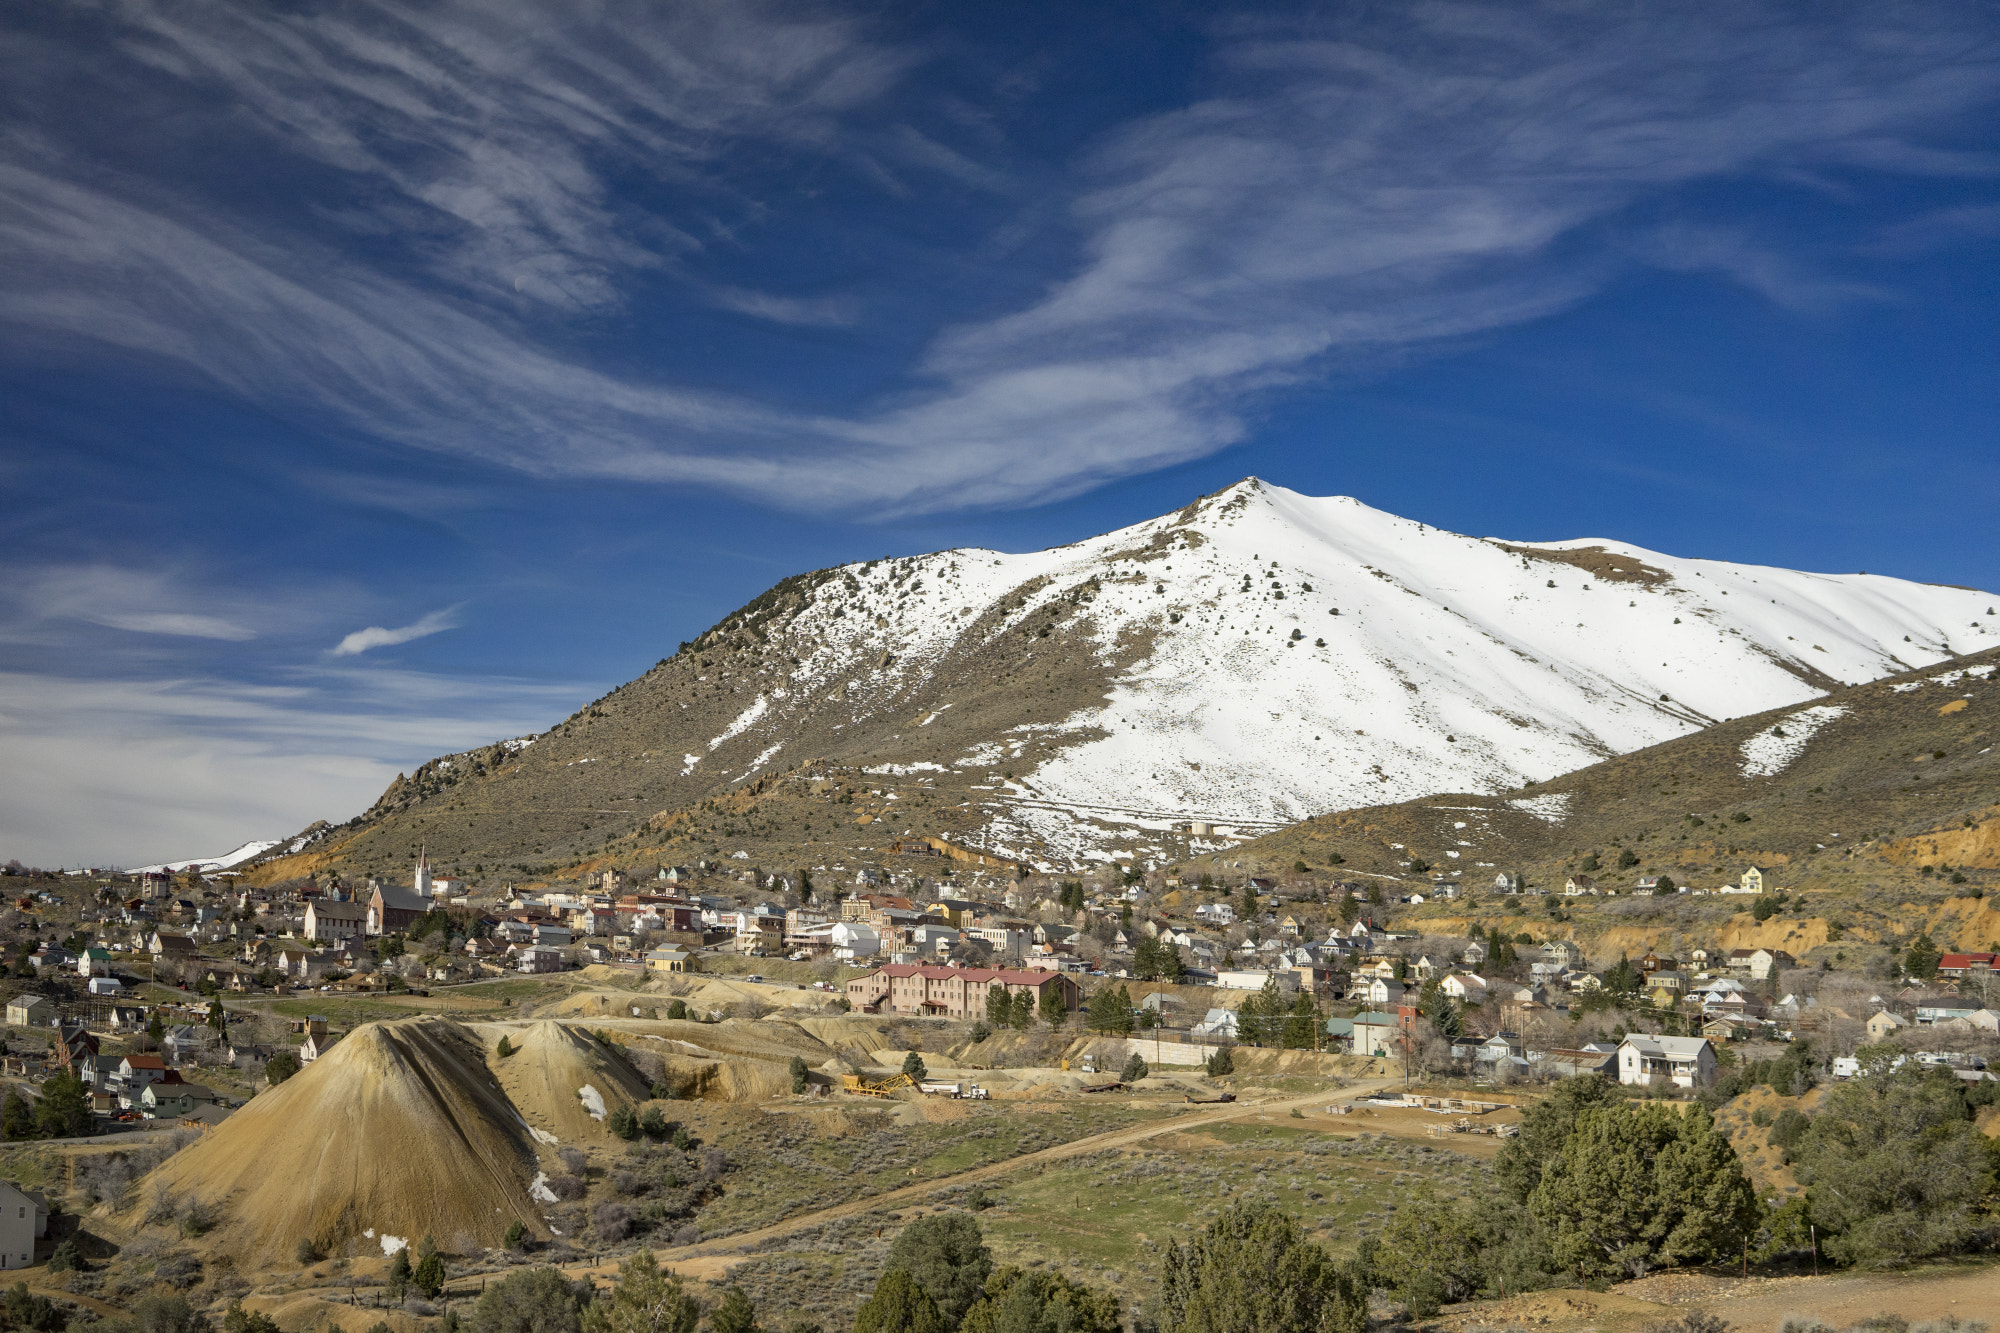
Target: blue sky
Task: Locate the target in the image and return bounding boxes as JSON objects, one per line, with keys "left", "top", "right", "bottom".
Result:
{"left": 2, "top": 0, "right": 1997, "bottom": 866}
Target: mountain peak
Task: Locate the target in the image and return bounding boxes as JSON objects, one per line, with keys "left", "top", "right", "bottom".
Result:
{"left": 293, "top": 482, "right": 2000, "bottom": 876}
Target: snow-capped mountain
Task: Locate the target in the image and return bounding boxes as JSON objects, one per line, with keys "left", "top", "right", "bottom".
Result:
{"left": 131, "top": 839, "right": 284, "bottom": 875}
{"left": 733, "top": 478, "right": 1990, "bottom": 861}
{"left": 316, "top": 479, "right": 1997, "bottom": 873}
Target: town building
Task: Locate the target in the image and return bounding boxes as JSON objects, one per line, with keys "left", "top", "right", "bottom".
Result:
{"left": 845, "top": 964, "right": 1079, "bottom": 1019}
{"left": 305, "top": 899, "right": 366, "bottom": 943}
{"left": 1616, "top": 1034, "right": 1716, "bottom": 1088}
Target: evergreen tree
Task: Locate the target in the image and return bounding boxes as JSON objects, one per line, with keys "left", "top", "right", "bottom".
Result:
{"left": 960, "top": 1269, "right": 1120, "bottom": 1333}
{"left": 581, "top": 1253, "right": 700, "bottom": 1333}
{"left": 1238, "top": 882, "right": 1258, "bottom": 924}
{"left": 1902, "top": 932, "right": 1942, "bottom": 981}
{"left": 788, "top": 1055, "right": 810, "bottom": 1095}
{"left": 881, "top": 1212, "right": 992, "bottom": 1326}
{"left": 1528, "top": 1101, "right": 1758, "bottom": 1279}
{"left": 35, "top": 1072, "right": 92, "bottom": 1138}
{"left": 901, "top": 1051, "right": 929, "bottom": 1082}
{"left": 386, "top": 1248, "right": 412, "bottom": 1300}
{"left": 1417, "top": 981, "right": 1462, "bottom": 1042}
{"left": 414, "top": 1251, "right": 447, "bottom": 1299}
{"left": 853, "top": 1272, "right": 946, "bottom": 1333}
{"left": 1121, "top": 1053, "right": 1149, "bottom": 1083}
{"left": 607, "top": 1103, "right": 639, "bottom": 1140}
{"left": 1282, "top": 992, "right": 1319, "bottom": 1050}
{"left": 1364, "top": 1188, "right": 1485, "bottom": 1314}
{"left": 1794, "top": 1064, "right": 1994, "bottom": 1266}
{"left": 206, "top": 997, "right": 227, "bottom": 1033}
{"left": 985, "top": 986, "right": 1012, "bottom": 1028}
{"left": 1495, "top": 1076, "right": 1621, "bottom": 1204}
{"left": 711, "top": 1288, "right": 759, "bottom": 1333}
{"left": 265, "top": 1050, "right": 300, "bottom": 1085}
{"left": 1160, "top": 1202, "right": 1365, "bottom": 1333}
{"left": 1, "top": 1091, "right": 33, "bottom": 1140}
{"left": 1009, "top": 991, "right": 1033, "bottom": 1030}
{"left": 1039, "top": 987, "right": 1068, "bottom": 1029}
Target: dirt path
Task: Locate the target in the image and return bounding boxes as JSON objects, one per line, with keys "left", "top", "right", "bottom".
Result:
{"left": 437, "top": 1075, "right": 1402, "bottom": 1295}
{"left": 1436, "top": 1262, "right": 2000, "bottom": 1333}
{"left": 654, "top": 1077, "right": 1403, "bottom": 1280}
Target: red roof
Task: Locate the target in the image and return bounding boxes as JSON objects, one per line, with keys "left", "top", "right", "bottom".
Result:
{"left": 1939, "top": 953, "right": 1995, "bottom": 968}
{"left": 863, "top": 964, "right": 1062, "bottom": 985}
{"left": 124, "top": 1054, "right": 166, "bottom": 1070}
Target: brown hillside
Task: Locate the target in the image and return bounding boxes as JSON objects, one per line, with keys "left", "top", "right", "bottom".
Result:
{"left": 1203, "top": 647, "right": 2000, "bottom": 938}
{"left": 479, "top": 1020, "right": 651, "bottom": 1144}
{"left": 146, "top": 1017, "right": 546, "bottom": 1262}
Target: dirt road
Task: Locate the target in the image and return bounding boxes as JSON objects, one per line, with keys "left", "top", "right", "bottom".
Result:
{"left": 654, "top": 1077, "right": 1404, "bottom": 1279}
{"left": 437, "top": 1076, "right": 1404, "bottom": 1295}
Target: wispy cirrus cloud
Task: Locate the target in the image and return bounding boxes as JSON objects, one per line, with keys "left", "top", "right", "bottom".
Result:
{"left": 4, "top": 566, "right": 258, "bottom": 643}
{"left": 0, "top": 1, "right": 1996, "bottom": 518}
{"left": 331, "top": 606, "right": 464, "bottom": 656}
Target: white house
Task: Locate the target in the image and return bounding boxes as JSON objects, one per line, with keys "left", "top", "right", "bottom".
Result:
{"left": 1356, "top": 976, "right": 1404, "bottom": 1007}
{"left": 1617, "top": 1034, "right": 1716, "bottom": 1088}
{"left": 830, "top": 921, "right": 882, "bottom": 958}
{"left": 1439, "top": 974, "right": 1489, "bottom": 1004}
{"left": 304, "top": 899, "right": 365, "bottom": 943}
{"left": 0, "top": 1181, "right": 46, "bottom": 1269}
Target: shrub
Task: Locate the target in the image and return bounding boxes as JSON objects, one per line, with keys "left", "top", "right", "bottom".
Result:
{"left": 593, "top": 1203, "right": 634, "bottom": 1243}
{"left": 545, "top": 1174, "right": 587, "bottom": 1202}
{"left": 789, "top": 1055, "right": 810, "bottom": 1095}
{"left": 1121, "top": 1054, "right": 1149, "bottom": 1083}
{"left": 1204, "top": 1048, "right": 1234, "bottom": 1077}
{"left": 503, "top": 1220, "right": 528, "bottom": 1251}
{"left": 640, "top": 1106, "right": 668, "bottom": 1139}
{"left": 497, "top": 1036, "right": 515, "bottom": 1058}
{"left": 462, "top": 1266, "right": 591, "bottom": 1333}
{"left": 265, "top": 1051, "right": 300, "bottom": 1085}
{"left": 46, "top": 1239, "right": 82, "bottom": 1273}
{"left": 295, "top": 1237, "right": 320, "bottom": 1265}
{"left": 608, "top": 1105, "right": 640, "bottom": 1140}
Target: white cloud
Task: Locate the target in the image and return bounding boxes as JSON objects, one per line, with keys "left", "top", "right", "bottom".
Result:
{"left": 331, "top": 607, "right": 463, "bottom": 656}
{"left": 0, "top": 2, "right": 1995, "bottom": 515}
{"left": 0, "top": 666, "right": 584, "bottom": 867}
{"left": 6, "top": 566, "right": 257, "bottom": 643}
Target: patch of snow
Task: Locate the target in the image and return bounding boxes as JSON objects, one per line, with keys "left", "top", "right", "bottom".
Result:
{"left": 131, "top": 839, "right": 282, "bottom": 875}
{"left": 1740, "top": 705, "right": 1849, "bottom": 777}
{"left": 529, "top": 1173, "right": 559, "bottom": 1203}
{"left": 708, "top": 694, "right": 772, "bottom": 750}
{"left": 577, "top": 1085, "right": 606, "bottom": 1120}
{"left": 529, "top": 1127, "right": 560, "bottom": 1146}
{"left": 681, "top": 753, "right": 701, "bottom": 775}
{"left": 380, "top": 1234, "right": 408, "bottom": 1256}
{"left": 1506, "top": 794, "right": 1573, "bottom": 824}
{"left": 865, "top": 762, "right": 947, "bottom": 775}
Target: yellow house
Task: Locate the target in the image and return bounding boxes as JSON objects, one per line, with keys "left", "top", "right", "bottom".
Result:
{"left": 1740, "top": 867, "right": 1766, "bottom": 894}
{"left": 646, "top": 948, "right": 693, "bottom": 974}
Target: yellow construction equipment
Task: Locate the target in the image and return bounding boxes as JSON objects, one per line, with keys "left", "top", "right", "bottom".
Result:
{"left": 842, "top": 1072, "right": 916, "bottom": 1098}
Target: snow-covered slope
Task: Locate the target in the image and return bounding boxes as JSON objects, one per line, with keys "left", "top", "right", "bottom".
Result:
{"left": 131, "top": 839, "right": 282, "bottom": 875}
{"left": 741, "top": 479, "right": 1992, "bottom": 862}
{"left": 330, "top": 478, "right": 1996, "bottom": 874}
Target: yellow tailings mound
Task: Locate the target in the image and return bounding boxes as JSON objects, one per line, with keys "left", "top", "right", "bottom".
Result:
{"left": 146, "top": 1017, "right": 542, "bottom": 1265}
{"left": 481, "top": 1020, "right": 651, "bottom": 1143}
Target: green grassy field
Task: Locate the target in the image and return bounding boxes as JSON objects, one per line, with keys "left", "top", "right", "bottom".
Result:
{"left": 717, "top": 1115, "right": 1486, "bottom": 1332}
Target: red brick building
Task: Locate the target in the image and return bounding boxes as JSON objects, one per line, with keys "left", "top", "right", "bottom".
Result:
{"left": 847, "top": 964, "right": 1080, "bottom": 1019}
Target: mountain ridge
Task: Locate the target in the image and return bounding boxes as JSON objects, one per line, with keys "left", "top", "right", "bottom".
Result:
{"left": 249, "top": 479, "right": 1998, "bottom": 879}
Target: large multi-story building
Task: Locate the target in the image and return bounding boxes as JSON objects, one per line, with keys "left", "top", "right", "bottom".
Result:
{"left": 846, "top": 964, "right": 1080, "bottom": 1019}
